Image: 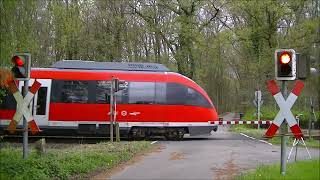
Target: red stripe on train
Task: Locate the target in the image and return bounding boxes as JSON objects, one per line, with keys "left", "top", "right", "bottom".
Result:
{"left": 0, "top": 110, "right": 15, "bottom": 119}
{"left": 48, "top": 103, "right": 218, "bottom": 122}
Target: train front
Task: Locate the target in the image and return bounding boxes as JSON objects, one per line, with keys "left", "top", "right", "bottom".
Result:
{"left": 166, "top": 72, "right": 219, "bottom": 136}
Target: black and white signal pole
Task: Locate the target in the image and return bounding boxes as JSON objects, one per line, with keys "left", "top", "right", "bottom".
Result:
{"left": 22, "top": 80, "right": 29, "bottom": 159}
{"left": 280, "top": 80, "right": 288, "bottom": 175}
{"left": 11, "top": 53, "right": 31, "bottom": 159}
{"left": 274, "top": 49, "right": 297, "bottom": 175}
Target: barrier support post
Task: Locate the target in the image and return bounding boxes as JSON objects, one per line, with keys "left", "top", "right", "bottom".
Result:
{"left": 23, "top": 80, "right": 29, "bottom": 159}
{"left": 280, "top": 80, "right": 288, "bottom": 175}
{"left": 110, "top": 78, "right": 114, "bottom": 142}
{"left": 116, "top": 122, "right": 120, "bottom": 142}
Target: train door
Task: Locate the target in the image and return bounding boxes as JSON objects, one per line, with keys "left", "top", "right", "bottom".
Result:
{"left": 19, "top": 79, "right": 51, "bottom": 126}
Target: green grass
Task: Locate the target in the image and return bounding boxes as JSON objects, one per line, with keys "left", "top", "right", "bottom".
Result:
{"left": 237, "top": 159, "right": 320, "bottom": 180}
{"left": 230, "top": 126, "right": 320, "bottom": 148}
{"left": 0, "top": 141, "right": 152, "bottom": 180}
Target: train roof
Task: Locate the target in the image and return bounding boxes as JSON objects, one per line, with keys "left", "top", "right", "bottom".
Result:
{"left": 51, "top": 60, "right": 170, "bottom": 72}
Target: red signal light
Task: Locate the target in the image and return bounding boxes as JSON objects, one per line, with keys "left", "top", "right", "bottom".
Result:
{"left": 275, "top": 49, "right": 296, "bottom": 80}
{"left": 280, "top": 52, "right": 291, "bottom": 64}
{"left": 12, "top": 56, "right": 24, "bottom": 66}
{"left": 10, "top": 53, "right": 31, "bottom": 80}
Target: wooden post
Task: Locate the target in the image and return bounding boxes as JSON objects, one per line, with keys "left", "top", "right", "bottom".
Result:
{"left": 35, "top": 138, "right": 46, "bottom": 155}
{"left": 110, "top": 78, "right": 114, "bottom": 142}
{"left": 116, "top": 122, "right": 120, "bottom": 142}
{"left": 308, "top": 98, "right": 313, "bottom": 139}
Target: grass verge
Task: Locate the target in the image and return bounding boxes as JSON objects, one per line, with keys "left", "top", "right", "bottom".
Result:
{"left": 230, "top": 126, "right": 320, "bottom": 148}
{"left": 0, "top": 141, "right": 152, "bottom": 180}
{"left": 236, "top": 159, "right": 320, "bottom": 180}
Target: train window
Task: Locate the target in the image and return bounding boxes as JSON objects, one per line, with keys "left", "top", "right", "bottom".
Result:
{"left": 60, "top": 81, "right": 89, "bottom": 103}
{"left": 155, "top": 82, "right": 166, "bottom": 104}
{"left": 95, "top": 81, "right": 128, "bottom": 104}
{"left": 166, "top": 83, "right": 211, "bottom": 108}
{"left": 51, "top": 80, "right": 62, "bottom": 102}
{"left": 115, "top": 87, "right": 128, "bottom": 104}
{"left": 166, "top": 83, "right": 187, "bottom": 105}
{"left": 186, "top": 87, "right": 211, "bottom": 108}
{"left": 0, "top": 89, "right": 16, "bottom": 110}
{"left": 128, "top": 82, "right": 155, "bottom": 104}
{"left": 36, "top": 87, "right": 47, "bottom": 115}
{"left": 96, "top": 81, "right": 111, "bottom": 103}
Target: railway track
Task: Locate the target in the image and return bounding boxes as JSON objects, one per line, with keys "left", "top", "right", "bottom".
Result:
{"left": 1, "top": 129, "right": 318, "bottom": 144}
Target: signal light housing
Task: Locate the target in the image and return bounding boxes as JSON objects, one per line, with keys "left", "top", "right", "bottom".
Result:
{"left": 11, "top": 53, "right": 31, "bottom": 80}
{"left": 113, "top": 78, "right": 128, "bottom": 92}
{"left": 275, "top": 49, "right": 296, "bottom": 80}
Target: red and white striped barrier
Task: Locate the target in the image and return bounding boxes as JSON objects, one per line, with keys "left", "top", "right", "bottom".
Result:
{"left": 210, "top": 120, "right": 272, "bottom": 125}
{"left": 7, "top": 80, "right": 41, "bottom": 134}
{"left": 265, "top": 80, "right": 304, "bottom": 139}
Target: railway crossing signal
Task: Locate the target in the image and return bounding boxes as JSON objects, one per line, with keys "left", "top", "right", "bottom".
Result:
{"left": 113, "top": 78, "right": 127, "bottom": 92}
{"left": 6, "top": 80, "right": 41, "bottom": 134}
{"left": 9, "top": 53, "right": 33, "bottom": 159}
{"left": 110, "top": 77, "right": 128, "bottom": 142}
{"left": 275, "top": 49, "right": 296, "bottom": 80}
{"left": 265, "top": 80, "right": 304, "bottom": 139}
{"left": 11, "top": 53, "right": 31, "bottom": 80}
{"left": 272, "top": 49, "right": 306, "bottom": 175}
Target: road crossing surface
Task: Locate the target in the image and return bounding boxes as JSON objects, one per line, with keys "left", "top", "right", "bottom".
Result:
{"left": 98, "top": 113, "right": 320, "bottom": 180}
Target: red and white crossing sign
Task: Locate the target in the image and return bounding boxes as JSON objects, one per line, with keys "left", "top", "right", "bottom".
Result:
{"left": 265, "top": 80, "right": 304, "bottom": 139}
{"left": 7, "top": 80, "right": 41, "bottom": 134}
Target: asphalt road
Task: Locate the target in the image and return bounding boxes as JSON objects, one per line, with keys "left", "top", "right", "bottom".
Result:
{"left": 110, "top": 113, "right": 320, "bottom": 180}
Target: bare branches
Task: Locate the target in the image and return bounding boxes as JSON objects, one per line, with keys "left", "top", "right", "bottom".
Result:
{"left": 129, "top": 2, "right": 177, "bottom": 55}
{"left": 157, "top": 0, "right": 181, "bottom": 15}
{"left": 198, "top": 3, "right": 220, "bottom": 31}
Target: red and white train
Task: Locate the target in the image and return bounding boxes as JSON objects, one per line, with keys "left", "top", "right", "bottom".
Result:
{"left": 0, "top": 60, "right": 219, "bottom": 139}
